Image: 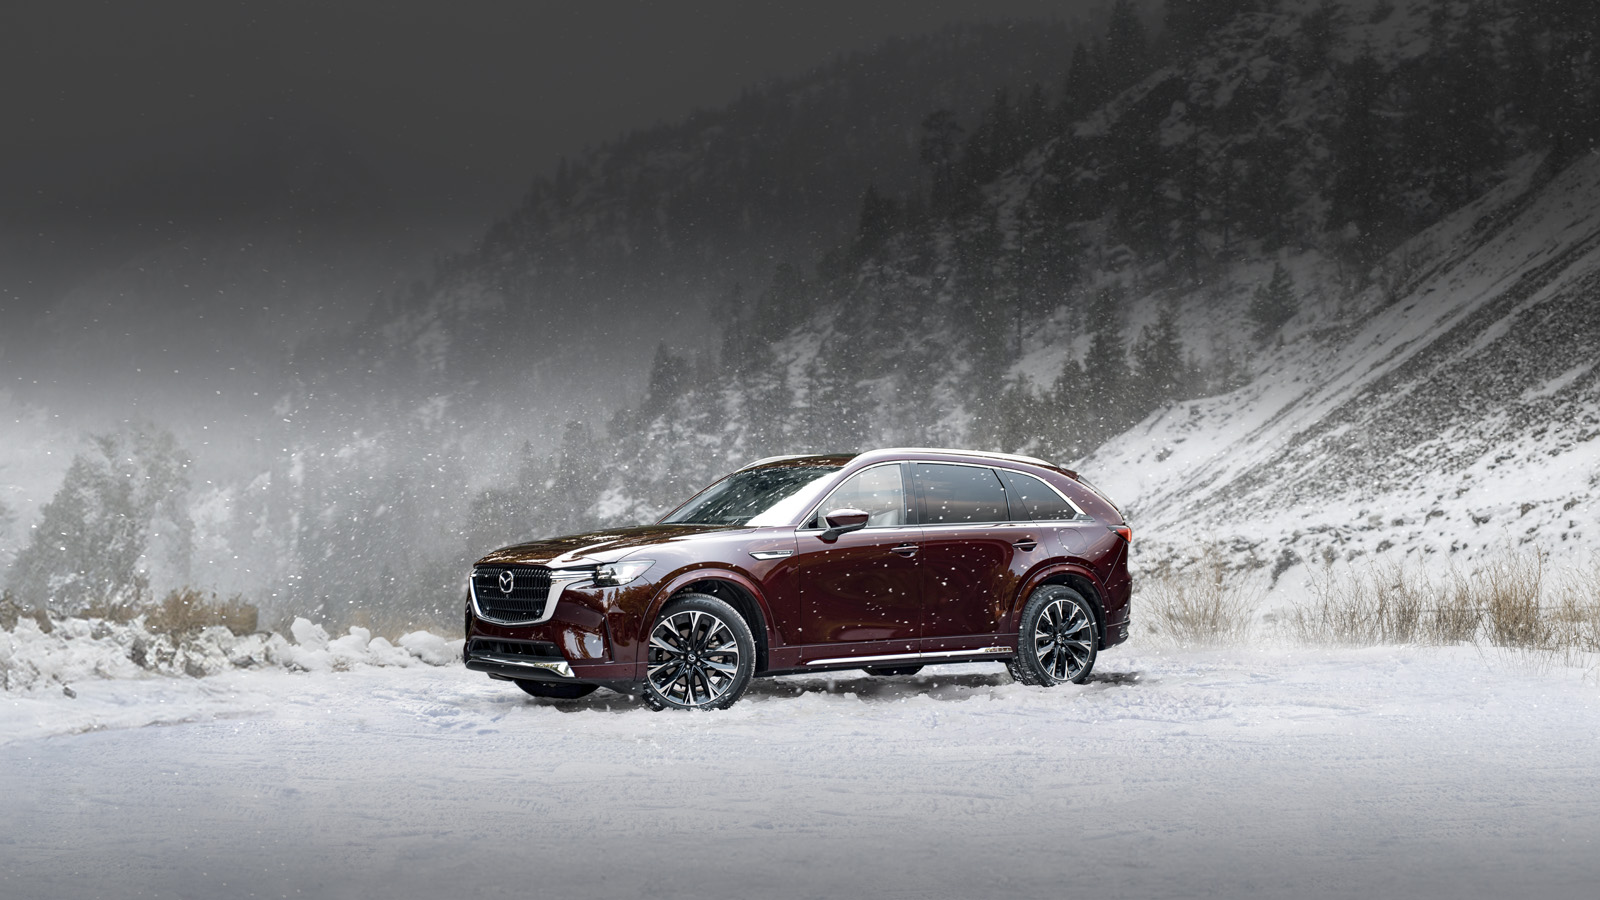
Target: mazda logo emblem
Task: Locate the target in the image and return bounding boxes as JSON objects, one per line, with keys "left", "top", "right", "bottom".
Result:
{"left": 498, "top": 570, "right": 515, "bottom": 595}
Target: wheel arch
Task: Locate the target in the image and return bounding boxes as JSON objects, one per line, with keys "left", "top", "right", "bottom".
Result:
{"left": 1012, "top": 565, "right": 1108, "bottom": 647}
{"left": 646, "top": 569, "right": 773, "bottom": 674}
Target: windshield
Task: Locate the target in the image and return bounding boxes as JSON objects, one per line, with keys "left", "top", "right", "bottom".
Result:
{"left": 660, "top": 466, "right": 840, "bottom": 526}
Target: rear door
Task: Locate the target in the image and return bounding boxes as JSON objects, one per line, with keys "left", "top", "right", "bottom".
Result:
{"left": 790, "top": 462, "right": 922, "bottom": 663}
{"left": 912, "top": 462, "right": 1034, "bottom": 654}
{"left": 995, "top": 467, "right": 1100, "bottom": 558}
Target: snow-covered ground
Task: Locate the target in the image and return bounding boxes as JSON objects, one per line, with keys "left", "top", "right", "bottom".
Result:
{"left": 3, "top": 645, "right": 1597, "bottom": 899}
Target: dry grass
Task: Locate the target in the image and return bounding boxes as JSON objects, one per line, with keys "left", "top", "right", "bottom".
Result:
{"left": 1139, "top": 556, "right": 1260, "bottom": 645}
{"left": 1285, "top": 548, "right": 1600, "bottom": 654}
{"left": 141, "top": 588, "right": 259, "bottom": 638}
{"left": 1550, "top": 560, "right": 1600, "bottom": 652}
{"left": 1289, "top": 559, "right": 1434, "bottom": 645}
{"left": 0, "top": 589, "right": 54, "bottom": 633}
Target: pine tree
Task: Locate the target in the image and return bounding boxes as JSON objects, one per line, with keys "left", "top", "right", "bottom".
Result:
{"left": 1083, "top": 286, "right": 1131, "bottom": 438}
{"left": 988, "top": 378, "right": 1038, "bottom": 454}
{"left": 1060, "top": 42, "right": 1105, "bottom": 122}
{"left": 1247, "top": 263, "right": 1298, "bottom": 341}
{"left": 7, "top": 427, "right": 192, "bottom": 615}
{"left": 753, "top": 262, "right": 812, "bottom": 343}
{"left": 854, "top": 184, "right": 900, "bottom": 261}
{"left": 1132, "top": 302, "right": 1186, "bottom": 411}
{"left": 741, "top": 368, "right": 793, "bottom": 460}
{"left": 1106, "top": 1, "right": 1150, "bottom": 91}
{"left": 1329, "top": 50, "right": 1395, "bottom": 260}
{"left": 643, "top": 343, "right": 690, "bottom": 416}
{"left": 1018, "top": 82, "right": 1050, "bottom": 152}
{"left": 1046, "top": 355, "right": 1090, "bottom": 460}
{"left": 1401, "top": 3, "right": 1502, "bottom": 213}
{"left": 1164, "top": 0, "right": 1258, "bottom": 58}
{"left": 1511, "top": 1, "right": 1600, "bottom": 164}
{"left": 548, "top": 422, "right": 605, "bottom": 534}
{"left": 919, "top": 109, "right": 966, "bottom": 215}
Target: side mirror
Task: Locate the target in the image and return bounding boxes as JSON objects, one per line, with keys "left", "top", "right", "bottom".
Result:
{"left": 821, "top": 508, "right": 870, "bottom": 541}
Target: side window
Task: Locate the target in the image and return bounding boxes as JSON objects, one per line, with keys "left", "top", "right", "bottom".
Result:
{"left": 998, "top": 469, "right": 1078, "bottom": 521}
{"left": 915, "top": 464, "right": 1009, "bottom": 525}
{"left": 812, "top": 464, "right": 906, "bottom": 528}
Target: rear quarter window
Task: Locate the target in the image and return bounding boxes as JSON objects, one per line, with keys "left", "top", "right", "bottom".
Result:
{"left": 998, "top": 469, "right": 1078, "bottom": 520}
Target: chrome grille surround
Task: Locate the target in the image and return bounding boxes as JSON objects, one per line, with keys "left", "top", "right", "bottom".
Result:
{"left": 469, "top": 565, "right": 589, "bottom": 626}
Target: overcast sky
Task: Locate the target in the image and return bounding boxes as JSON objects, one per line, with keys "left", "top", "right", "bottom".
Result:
{"left": 1, "top": 0, "right": 1123, "bottom": 424}
{"left": 1, "top": 0, "right": 1091, "bottom": 311}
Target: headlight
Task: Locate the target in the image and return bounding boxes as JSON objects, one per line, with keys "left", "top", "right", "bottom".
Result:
{"left": 593, "top": 559, "right": 654, "bottom": 587}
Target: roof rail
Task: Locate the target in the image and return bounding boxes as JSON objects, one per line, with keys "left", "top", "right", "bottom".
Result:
{"left": 870, "top": 447, "right": 1062, "bottom": 470}
{"left": 737, "top": 452, "right": 856, "bottom": 470}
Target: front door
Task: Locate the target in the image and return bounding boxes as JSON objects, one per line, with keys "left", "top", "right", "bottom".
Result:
{"left": 791, "top": 462, "right": 921, "bottom": 663}
{"left": 912, "top": 462, "right": 1031, "bottom": 653}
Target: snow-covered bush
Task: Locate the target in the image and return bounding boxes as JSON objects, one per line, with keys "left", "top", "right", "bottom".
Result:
{"left": 0, "top": 614, "right": 463, "bottom": 693}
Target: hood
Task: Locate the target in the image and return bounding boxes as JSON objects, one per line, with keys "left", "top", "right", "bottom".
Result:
{"left": 476, "top": 523, "right": 742, "bottom": 567}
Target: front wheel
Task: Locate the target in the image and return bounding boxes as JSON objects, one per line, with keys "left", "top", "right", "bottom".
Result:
{"left": 644, "top": 593, "right": 756, "bottom": 710}
{"left": 1007, "top": 585, "right": 1098, "bottom": 686}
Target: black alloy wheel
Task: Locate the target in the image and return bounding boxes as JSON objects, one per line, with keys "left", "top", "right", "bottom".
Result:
{"left": 644, "top": 593, "right": 756, "bottom": 710}
{"left": 515, "top": 680, "right": 598, "bottom": 700}
{"left": 1008, "top": 585, "right": 1097, "bottom": 686}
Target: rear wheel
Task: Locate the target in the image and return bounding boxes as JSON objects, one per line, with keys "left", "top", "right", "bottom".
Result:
{"left": 1007, "top": 585, "right": 1097, "bottom": 686}
{"left": 515, "top": 680, "right": 597, "bottom": 700}
{"left": 863, "top": 665, "right": 923, "bottom": 676}
{"left": 644, "top": 593, "right": 756, "bottom": 710}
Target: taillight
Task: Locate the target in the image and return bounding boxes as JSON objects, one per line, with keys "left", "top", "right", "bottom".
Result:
{"left": 1111, "top": 525, "right": 1132, "bottom": 544}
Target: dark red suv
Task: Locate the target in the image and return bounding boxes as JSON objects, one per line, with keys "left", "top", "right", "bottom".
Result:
{"left": 463, "top": 448, "right": 1131, "bottom": 709}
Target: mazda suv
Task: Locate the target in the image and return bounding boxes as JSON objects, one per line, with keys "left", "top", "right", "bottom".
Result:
{"left": 463, "top": 448, "right": 1131, "bottom": 709}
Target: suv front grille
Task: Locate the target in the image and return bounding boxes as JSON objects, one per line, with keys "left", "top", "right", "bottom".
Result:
{"left": 472, "top": 565, "right": 553, "bottom": 624}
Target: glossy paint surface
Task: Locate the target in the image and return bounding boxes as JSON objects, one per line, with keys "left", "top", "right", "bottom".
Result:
{"left": 466, "top": 449, "right": 1131, "bottom": 685}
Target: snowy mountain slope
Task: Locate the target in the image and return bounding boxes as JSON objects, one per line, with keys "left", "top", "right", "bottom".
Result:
{"left": 579, "top": 0, "right": 1553, "bottom": 517}
{"left": 1085, "top": 149, "right": 1600, "bottom": 572}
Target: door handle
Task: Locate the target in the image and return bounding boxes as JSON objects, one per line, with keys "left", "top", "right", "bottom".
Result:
{"left": 1012, "top": 538, "right": 1038, "bottom": 552}
{"left": 890, "top": 543, "right": 919, "bottom": 557}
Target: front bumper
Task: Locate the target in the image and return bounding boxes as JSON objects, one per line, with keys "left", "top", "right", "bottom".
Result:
{"left": 465, "top": 580, "right": 647, "bottom": 683}
{"left": 463, "top": 637, "right": 576, "bottom": 680}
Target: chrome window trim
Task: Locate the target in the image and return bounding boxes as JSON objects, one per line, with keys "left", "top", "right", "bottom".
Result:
{"left": 794, "top": 461, "right": 911, "bottom": 532}
{"left": 993, "top": 466, "right": 1089, "bottom": 520}
{"left": 469, "top": 567, "right": 591, "bottom": 626}
{"left": 791, "top": 458, "right": 1090, "bottom": 530}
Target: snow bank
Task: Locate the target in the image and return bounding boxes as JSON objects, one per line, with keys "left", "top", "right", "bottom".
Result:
{"left": 0, "top": 615, "right": 463, "bottom": 693}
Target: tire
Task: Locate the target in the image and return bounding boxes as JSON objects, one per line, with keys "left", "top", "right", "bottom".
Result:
{"left": 515, "top": 680, "right": 598, "bottom": 700}
{"left": 1007, "top": 585, "right": 1098, "bottom": 686}
{"left": 863, "top": 665, "right": 924, "bottom": 676}
{"left": 643, "top": 593, "right": 756, "bottom": 710}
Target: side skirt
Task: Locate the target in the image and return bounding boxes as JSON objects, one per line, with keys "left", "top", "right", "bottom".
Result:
{"left": 762, "top": 649, "right": 1015, "bottom": 678}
